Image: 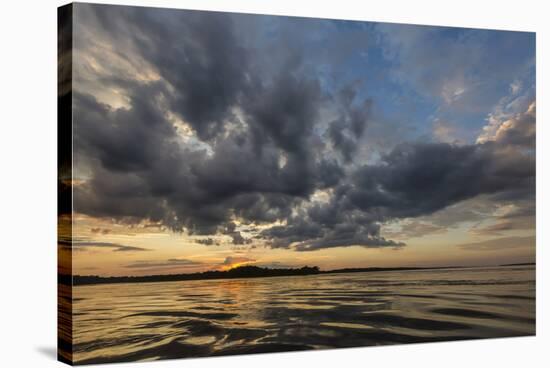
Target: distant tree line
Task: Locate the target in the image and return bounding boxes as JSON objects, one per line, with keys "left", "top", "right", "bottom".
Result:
{"left": 68, "top": 265, "right": 321, "bottom": 286}
{"left": 59, "top": 263, "right": 529, "bottom": 286}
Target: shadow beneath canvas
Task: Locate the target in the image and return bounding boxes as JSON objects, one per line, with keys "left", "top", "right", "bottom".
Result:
{"left": 35, "top": 346, "right": 57, "bottom": 360}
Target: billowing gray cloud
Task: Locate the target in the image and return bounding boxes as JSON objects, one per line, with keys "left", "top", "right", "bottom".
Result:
{"left": 348, "top": 142, "right": 534, "bottom": 218}
{"left": 71, "top": 4, "right": 535, "bottom": 252}
{"left": 327, "top": 86, "right": 372, "bottom": 162}
{"left": 72, "top": 5, "right": 345, "bottom": 236}
{"left": 259, "top": 141, "right": 534, "bottom": 250}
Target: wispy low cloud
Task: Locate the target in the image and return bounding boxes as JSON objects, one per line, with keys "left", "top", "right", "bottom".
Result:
{"left": 457, "top": 236, "right": 535, "bottom": 251}
{"left": 470, "top": 202, "right": 535, "bottom": 236}
{"left": 471, "top": 217, "right": 535, "bottom": 236}
{"left": 124, "top": 259, "right": 201, "bottom": 269}
{"left": 216, "top": 256, "right": 256, "bottom": 270}
{"left": 383, "top": 220, "right": 447, "bottom": 240}
{"left": 222, "top": 256, "right": 255, "bottom": 266}
{"left": 59, "top": 239, "right": 150, "bottom": 252}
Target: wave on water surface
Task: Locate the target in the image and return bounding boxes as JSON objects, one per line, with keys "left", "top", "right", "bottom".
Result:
{"left": 66, "top": 266, "right": 536, "bottom": 364}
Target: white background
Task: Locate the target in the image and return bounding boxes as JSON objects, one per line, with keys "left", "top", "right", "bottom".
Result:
{"left": 0, "top": 0, "right": 547, "bottom": 367}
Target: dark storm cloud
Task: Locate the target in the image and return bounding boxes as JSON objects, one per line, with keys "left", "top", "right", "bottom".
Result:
{"left": 84, "top": 5, "right": 250, "bottom": 141}
{"left": 327, "top": 85, "right": 372, "bottom": 162}
{"left": 348, "top": 142, "right": 534, "bottom": 218}
{"left": 73, "top": 5, "right": 343, "bottom": 235}
{"left": 247, "top": 73, "right": 321, "bottom": 155}
{"left": 72, "top": 4, "right": 535, "bottom": 251}
{"left": 222, "top": 222, "right": 252, "bottom": 245}
{"left": 260, "top": 214, "right": 324, "bottom": 249}
{"left": 72, "top": 86, "right": 171, "bottom": 174}
{"left": 259, "top": 141, "right": 534, "bottom": 250}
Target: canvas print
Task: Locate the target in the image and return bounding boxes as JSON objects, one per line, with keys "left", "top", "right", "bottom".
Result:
{"left": 58, "top": 2, "right": 536, "bottom": 365}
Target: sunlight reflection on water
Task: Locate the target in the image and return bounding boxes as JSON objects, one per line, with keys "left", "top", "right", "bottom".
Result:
{"left": 69, "top": 266, "right": 535, "bottom": 364}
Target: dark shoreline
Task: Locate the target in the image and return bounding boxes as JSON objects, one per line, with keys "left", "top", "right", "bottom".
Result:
{"left": 63, "top": 263, "right": 535, "bottom": 286}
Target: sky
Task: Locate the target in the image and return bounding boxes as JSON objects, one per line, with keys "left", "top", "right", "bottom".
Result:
{"left": 62, "top": 3, "right": 536, "bottom": 276}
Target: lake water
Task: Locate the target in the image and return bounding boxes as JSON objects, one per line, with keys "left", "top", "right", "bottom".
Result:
{"left": 68, "top": 265, "right": 535, "bottom": 364}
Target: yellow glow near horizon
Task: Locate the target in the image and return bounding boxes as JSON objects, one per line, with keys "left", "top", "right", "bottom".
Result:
{"left": 66, "top": 212, "right": 535, "bottom": 277}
